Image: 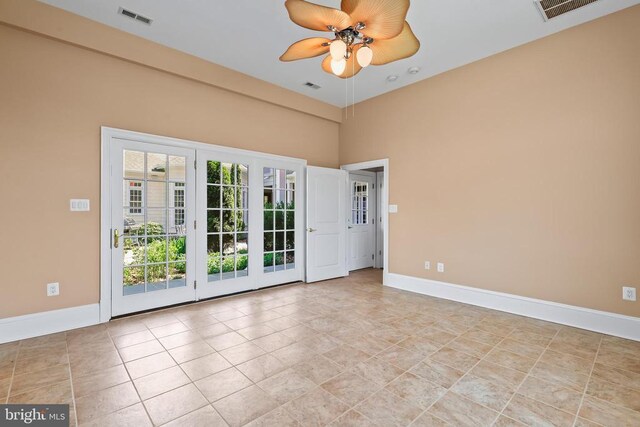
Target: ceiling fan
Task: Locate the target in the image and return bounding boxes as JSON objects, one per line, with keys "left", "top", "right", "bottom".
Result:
{"left": 280, "top": 0, "right": 420, "bottom": 79}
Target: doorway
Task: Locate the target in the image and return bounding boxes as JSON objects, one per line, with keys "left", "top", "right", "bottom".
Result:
{"left": 341, "top": 160, "right": 389, "bottom": 276}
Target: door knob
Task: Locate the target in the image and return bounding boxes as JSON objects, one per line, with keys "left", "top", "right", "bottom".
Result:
{"left": 307, "top": 227, "right": 317, "bottom": 233}
{"left": 113, "top": 229, "right": 120, "bottom": 248}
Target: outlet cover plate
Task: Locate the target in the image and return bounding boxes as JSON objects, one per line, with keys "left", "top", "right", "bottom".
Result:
{"left": 437, "top": 263, "right": 445, "bottom": 273}
{"left": 623, "top": 287, "right": 636, "bottom": 301}
{"left": 47, "top": 282, "right": 60, "bottom": 297}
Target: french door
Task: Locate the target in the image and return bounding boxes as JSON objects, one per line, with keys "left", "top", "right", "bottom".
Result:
{"left": 196, "top": 154, "right": 304, "bottom": 299}
{"left": 107, "top": 130, "right": 304, "bottom": 317}
{"left": 111, "top": 139, "right": 196, "bottom": 316}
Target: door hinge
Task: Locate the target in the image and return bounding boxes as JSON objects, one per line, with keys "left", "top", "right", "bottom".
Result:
{"left": 194, "top": 160, "right": 197, "bottom": 170}
{"left": 372, "top": 254, "right": 375, "bottom": 260}
{"left": 372, "top": 218, "right": 375, "bottom": 224}
{"left": 194, "top": 280, "right": 197, "bottom": 289}
{"left": 194, "top": 220, "right": 197, "bottom": 229}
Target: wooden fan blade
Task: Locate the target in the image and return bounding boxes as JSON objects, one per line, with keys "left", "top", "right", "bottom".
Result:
{"left": 341, "top": 0, "right": 409, "bottom": 40}
{"left": 321, "top": 47, "right": 363, "bottom": 79}
{"left": 280, "top": 38, "right": 331, "bottom": 62}
{"left": 370, "top": 21, "right": 420, "bottom": 65}
{"left": 285, "top": 0, "right": 352, "bottom": 32}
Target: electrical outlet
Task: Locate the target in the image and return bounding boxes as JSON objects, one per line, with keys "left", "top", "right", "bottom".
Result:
{"left": 424, "top": 261, "right": 431, "bottom": 270}
{"left": 437, "top": 263, "right": 445, "bottom": 273}
{"left": 623, "top": 287, "right": 636, "bottom": 302}
{"left": 47, "top": 282, "right": 59, "bottom": 297}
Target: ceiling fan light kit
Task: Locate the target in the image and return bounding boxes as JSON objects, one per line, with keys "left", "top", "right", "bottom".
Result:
{"left": 280, "top": 0, "right": 420, "bottom": 79}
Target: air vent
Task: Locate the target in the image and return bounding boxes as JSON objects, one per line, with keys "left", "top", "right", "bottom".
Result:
{"left": 535, "top": 0, "right": 599, "bottom": 21}
{"left": 118, "top": 7, "right": 153, "bottom": 25}
{"left": 304, "top": 82, "right": 321, "bottom": 90}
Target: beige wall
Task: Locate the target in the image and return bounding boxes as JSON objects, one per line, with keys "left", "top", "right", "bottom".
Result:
{"left": 340, "top": 6, "right": 640, "bottom": 317}
{"left": 0, "top": 22, "right": 339, "bottom": 318}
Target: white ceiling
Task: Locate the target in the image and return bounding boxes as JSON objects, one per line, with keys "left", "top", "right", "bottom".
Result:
{"left": 38, "top": 0, "right": 639, "bottom": 107}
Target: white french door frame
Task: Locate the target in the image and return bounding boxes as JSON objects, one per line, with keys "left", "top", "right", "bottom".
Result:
{"left": 340, "top": 159, "right": 390, "bottom": 280}
{"left": 100, "top": 127, "right": 306, "bottom": 322}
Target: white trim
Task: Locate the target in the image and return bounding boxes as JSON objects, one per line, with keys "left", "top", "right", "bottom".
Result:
{"left": 341, "top": 159, "right": 389, "bottom": 276}
{"left": 0, "top": 304, "right": 100, "bottom": 344}
{"left": 384, "top": 272, "right": 640, "bottom": 342}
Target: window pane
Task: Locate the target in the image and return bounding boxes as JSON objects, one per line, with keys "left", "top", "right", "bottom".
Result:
{"left": 286, "top": 252, "right": 295, "bottom": 269}
{"left": 275, "top": 252, "right": 285, "bottom": 267}
{"left": 275, "top": 232, "right": 285, "bottom": 251}
{"left": 207, "top": 210, "right": 221, "bottom": 233}
{"left": 222, "top": 163, "right": 233, "bottom": 185}
{"left": 208, "top": 234, "right": 220, "bottom": 254}
{"left": 264, "top": 210, "right": 274, "bottom": 231}
{"left": 286, "top": 231, "right": 295, "bottom": 250}
{"left": 222, "top": 257, "right": 235, "bottom": 279}
{"left": 145, "top": 211, "right": 167, "bottom": 235}
{"left": 147, "top": 264, "right": 168, "bottom": 292}
{"left": 147, "top": 153, "right": 167, "bottom": 178}
{"left": 123, "top": 266, "right": 145, "bottom": 295}
{"left": 168, "top": 263, "right": 186, "bottom": 288}
{"left": 275, "top": 211, "right": 285, "bottom": 230}
{"left": 147, "top": 181, "right": 167, "bottom": 208}
{"left": 275, "top": 169, "right": 286, "bottom": 189}
{"left": 222, "top": 233, "right": 234, "bottom": 256}
{"left": 207, "top": 185, "right": 221, "bottom": 209}
{"left": 236, "top": 187, "right": 248, "bottom": 209}
{"left": 124, "top": 150, "right": 144, "bottom": 179}
{"left": 274, "top": 190, "right": 287, "bottom": 209}
{"left": 236, "top": 210, "right": 248, "bottom": 232}
{"left": 286, "top": 171, "right": 296, "bottom": 191}
{"left": 286, "top": 211, "right": 295, "bottom": 230}
{"left": 222, "top": 186, "right": 235, "bottom": 209}
{"left": 236, "top": 255, "right": 248, "bottom": 277}
{"left": 264, "top": 232, "right": 274, "bottom": 252}
{"left": 263, "top": 168, "right": 274, "bottom": 189}
{"left": 207, "top": 161, "right": 221, "bottom": 184}
{"left": 222, "top": 210, "right": 234, "bottom": 232}
{"left": 168, "top": 156, "right": 185, "bottom": 181}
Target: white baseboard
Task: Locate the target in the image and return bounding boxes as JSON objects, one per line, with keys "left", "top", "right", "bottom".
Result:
{"left": 384, "top": 272, "right": 640, "bottom": 342}
{"left": 0, "top": 304, "right": 101, "bottom": 344}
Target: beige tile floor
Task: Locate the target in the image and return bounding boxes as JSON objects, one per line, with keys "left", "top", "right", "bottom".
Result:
{"left": 1, "top": 269, "right": 640, "bottom": 426}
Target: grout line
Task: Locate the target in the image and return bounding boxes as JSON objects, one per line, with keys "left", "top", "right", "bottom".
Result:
{"left": 4, "top": 340, "right": 20, "bottom": 404}
{"left": 63, "top": 333, "right": 80, "bottom": 427}
{"left": 572, "top": 335, "right": 603, "bottom": 426}
{"left": 495, "top": 327, "right": 561, "bottom": 425}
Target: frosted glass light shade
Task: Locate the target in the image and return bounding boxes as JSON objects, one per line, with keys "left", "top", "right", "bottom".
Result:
{"left": 331, "top": 58, "right": 347, "bottom": 75}
{"left": 330, "top": 40, "right": 347, "bottom": 60}
{"left": 356, "top": 46, "right": 373, "bottom": 67}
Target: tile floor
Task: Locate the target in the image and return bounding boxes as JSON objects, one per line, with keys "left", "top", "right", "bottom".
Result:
{"left": 1, "top": 269, "right": 639, "bottom": 426}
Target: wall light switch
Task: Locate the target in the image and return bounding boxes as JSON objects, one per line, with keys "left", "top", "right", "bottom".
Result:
{"left": 437, "top": 263, "right": 445, "bottom": 273}
{"left": 389, "top": 205, "right": 398, "bottom": 213}
{"left": 70, "top": 199, "right": 90, "bottom": 212}
{"left": 47, "top": 282, "right": 60, "bottom": 297}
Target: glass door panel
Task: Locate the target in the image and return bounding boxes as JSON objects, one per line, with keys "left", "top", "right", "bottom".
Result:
{"left": 112, "top": 139, "right": 195, "bottom": 316}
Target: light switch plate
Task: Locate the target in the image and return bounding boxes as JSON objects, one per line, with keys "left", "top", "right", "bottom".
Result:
{"left": 70, "top": 199, "right": 90, "bottom": 212}
{"left": 389, "top": 205, "right": 398, "bottom": 213}
{"left": 437, "top": 263, "right": 445, "bottom": 273}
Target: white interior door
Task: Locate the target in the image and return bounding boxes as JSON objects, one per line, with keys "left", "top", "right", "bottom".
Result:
{"left": 348, "top": 173, "right": 376, "bottom": 271}
{"left": 111, "top": 139, "right": 196, "bottom": 316}
{"left": 306, "top": 166, "right": 347, "bottom": 282}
